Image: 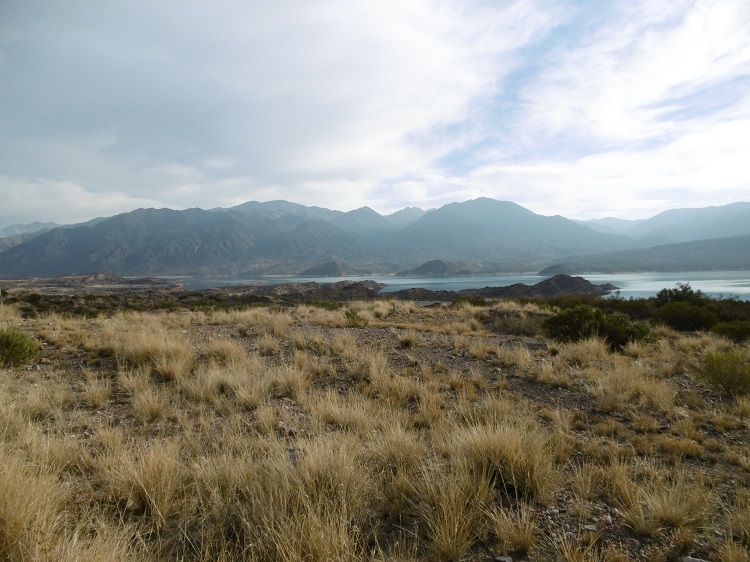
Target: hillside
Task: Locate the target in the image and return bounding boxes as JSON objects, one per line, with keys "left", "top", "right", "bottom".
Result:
{"left": 625, "top": 202, "right": 750, "bottom": 242}
{"left": 550, "top": 235, "right": 750, "bottom": 273}
{"left": 1, "top": 198, "right": 749, "bottom": 278}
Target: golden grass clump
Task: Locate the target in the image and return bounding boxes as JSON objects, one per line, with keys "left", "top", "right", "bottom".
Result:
{"left": 0, "top": 450, "right": 69, "bottom": 560}
{"left": 104, "top": 313, "right": 194, "bottom": 381}
{"left": 413, "top": 460, "right": 493, "bottom": 561}
{"left": 487, "top": 504, "right": 538, "bottom": 556}
{"left": 619, "top": 465, "right": 709, "bottom": 536}
{"left": 447, "top": 421, "right": 558, "bottom": 502}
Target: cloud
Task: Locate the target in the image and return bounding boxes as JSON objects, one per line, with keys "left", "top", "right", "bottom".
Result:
{"left": 0, "top": 0, "right": 748, "bottom": 226}
{"left": 0, "top": 177, "right": 161, "bottom": 226}
{"left": 516, "top": 0, "right": 750, "bottom": 147}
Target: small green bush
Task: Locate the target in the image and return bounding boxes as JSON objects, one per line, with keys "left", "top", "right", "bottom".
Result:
{"left": 698, "top": 351, "right": 750, "bottom": 397}
{"left": 712, "top": 320, "right": 750, "bottom": 342}
{"left": 344, "top": 308, "right": 369, "bottom": 327}
{"left": 543, "top": 305, "right": 650, "bottom": 351}
{"left": 0, "top": 325, "right": 39, "bottom": 367}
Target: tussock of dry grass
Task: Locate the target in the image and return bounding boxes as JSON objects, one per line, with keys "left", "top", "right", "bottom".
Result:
{"left": 447, "top": 421, "right": 558, "bottom": 502}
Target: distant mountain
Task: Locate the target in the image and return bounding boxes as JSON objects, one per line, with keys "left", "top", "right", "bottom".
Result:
{"left": 228, "top": 200, "right": 340, "bottom": 222}
{"left": 576, "top": 217, "right": 643, "bottom": 235}
{"left": 391, "top": 198, "right": 641, "bottom": 263}
{"left": 383, "top": 207, "right": 426, "bottom": 229}
{"left": 0, "top": 221, "right": 60, "bottom": 237}
{"left": 550, "top": 235, "right": 750, "bottom": 272}
{"left": 0, "top": 207, "right": 368, "bottom": 277}
{"left": 1, "top": 198, "right": 748, "bottom": 278}
{"left": 624, "top": 202, "right": 750, "bottom": 242}
{"left": 0, "top": 221, "right": 60, "bottom": 252}
{"left": 327, "top": 207, "right": 390, "bottom": 236}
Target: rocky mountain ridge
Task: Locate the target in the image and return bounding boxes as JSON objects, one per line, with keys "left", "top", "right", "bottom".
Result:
{"left": 1, "top": 198, "right": 749, "bottom": 278}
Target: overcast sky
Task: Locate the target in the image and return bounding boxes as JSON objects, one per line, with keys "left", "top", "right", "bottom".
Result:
{"left": 1, "top": 0, "right": 749, "bottom": 228}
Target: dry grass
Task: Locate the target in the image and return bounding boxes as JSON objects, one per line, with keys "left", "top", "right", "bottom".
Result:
{"left": 0, "top": 298, "right": 748, "bottom": 561}
{"left": 620, "top": 466, "right": 709, "bottom": 536}
{"left": 487, "top": 503, "right": 537, "bottom": 556}
{"left": 447, "top": 421, "right": 558, "bottom": 502}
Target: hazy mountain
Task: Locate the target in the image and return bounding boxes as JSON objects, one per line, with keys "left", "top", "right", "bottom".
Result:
{"left": 327, "top": 207, "right": 390, "bottom": 236}
{"left": 624, "top": 202, "right": 750, "bottom": 242}
{"left": 576, "top": 217, "right": 643, "bottom": 235}
{"left": 0, "top": 221, "right": 60, "bottom": 237}
{"left": 228, "top": 200, "right": 340, "bottom": 222}
{"left": 383, "top": 207, "right": 426, "bottom": 229}
{"left": 392, "top": 198, "right": 640, "bottom": 262}
{"left": 1, "top": 198, "right": 748, "bottom": 278}
{"left": 550, "top": 235, "right": 750, "bottom": 273}
{"left": 0, "top": 222, "right": 60, "bottom": 252}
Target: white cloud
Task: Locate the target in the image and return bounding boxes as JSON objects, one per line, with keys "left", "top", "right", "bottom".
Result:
{"left": 0, "top": 0, "right": 748, "bottom": 227}
{"left": 0, "top": 177, "right": 161, "bottom": 226}
{"left": 518, "top": 0, "right": 750, "bottom": 146}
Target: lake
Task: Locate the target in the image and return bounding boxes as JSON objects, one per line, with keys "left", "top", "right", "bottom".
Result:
{"left": 179, "top": 271, "right": 750, "bottom": 301}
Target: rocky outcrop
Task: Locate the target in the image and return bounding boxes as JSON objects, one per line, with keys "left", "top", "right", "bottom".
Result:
{"left": 216, "top": 280, "right": 385, "bottom": 301}
{"left": 389, "top": 274, "right": 618, "bottom": 301}
{"left": 298, "top": 261, "right": 362, "bottom": 276}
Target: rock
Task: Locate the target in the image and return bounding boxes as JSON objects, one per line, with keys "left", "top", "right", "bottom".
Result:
{"left": 495, "top": 557, "right": 513, "bottom": 562}
{"left": 583, "top": 524, "right": 598, "bottom": 532}
{"left": 124, "top": 492, "right": 145, "bottom": 515}
{"left": 625, "top": 538, "right": 640, "bottom": 550}
{"left": 682, "top": 558, "right": 709, "bottom": 562}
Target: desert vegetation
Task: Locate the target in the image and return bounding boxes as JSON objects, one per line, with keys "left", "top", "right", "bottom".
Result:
{"left": 1, "top": 290, "right": 750, "bottom": 561}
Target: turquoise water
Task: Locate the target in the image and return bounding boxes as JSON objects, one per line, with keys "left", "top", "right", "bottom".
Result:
{"left": 178, "top": 271, "right": 750, "bottom": 300}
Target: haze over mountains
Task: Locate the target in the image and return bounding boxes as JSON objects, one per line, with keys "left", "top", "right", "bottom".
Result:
{"left": 1, "top": 199, "right": 749, "bottom": 278}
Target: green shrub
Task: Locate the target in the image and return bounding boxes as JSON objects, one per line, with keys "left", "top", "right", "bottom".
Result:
{"left": 712, "top": 320, "right": 750, "bottom": 342}
{"left": 597, "top": 312, "right": 651, "bottom": 351}
{"left": 698, "top": 351, "right": 750, "bottom": 397}
{"left": 344, "top": 308, "right": 369, "bottom": 327}
{"left": 0, "top": 325, "right": 39, "bottom": 367}
{"left": 651, "top": 301, "right": 718, "bottom": 332}
{"left": 655, "top": 282, "right": 709, "bottom": 307}
{"left": 543, "top": 305, "right": 650, "bottom": 351}
{"left": 543, "top": 305, "right": 603, "bottom": 343}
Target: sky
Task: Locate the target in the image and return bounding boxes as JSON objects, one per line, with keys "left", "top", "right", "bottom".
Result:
{"left": 1, "top": 0, "right": 749, "bottom": 228}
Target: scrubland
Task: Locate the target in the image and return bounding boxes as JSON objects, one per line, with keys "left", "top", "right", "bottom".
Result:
{"left": 1, "top": 295, "right": 750, "bottom": 561}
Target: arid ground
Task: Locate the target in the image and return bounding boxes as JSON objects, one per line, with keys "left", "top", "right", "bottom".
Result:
{"left": 1, "top": 292, "right": 749, "bottom": 561}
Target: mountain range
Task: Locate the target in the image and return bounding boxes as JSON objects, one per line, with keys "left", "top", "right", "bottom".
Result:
{"left": 1, "top": 198, "right": 749, "bottom": 278}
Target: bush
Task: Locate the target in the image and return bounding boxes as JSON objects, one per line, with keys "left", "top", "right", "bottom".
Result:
{"left": 0, "top": 325, "right": 38, "bottom": 367}
{"left": 597, "top": 312, "right": 651, "bottom": 351}
{"left": 655, "top": 283, "right": 709, "bottom": 307}
{"left": 698, "top": 351, "right": 750, "bottom": 397}
{"left": 542, "top": 305, "right": 650, "bottom": 351}
{"left": 651, "top": 301, "right": 718, "bottom": 332}
{"left": 712, "top": 320, "right": 750, "bottom": 342}
{"left": 344, "top": 308, "right": 369, "bottom": 327}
